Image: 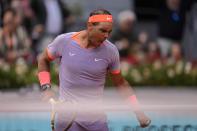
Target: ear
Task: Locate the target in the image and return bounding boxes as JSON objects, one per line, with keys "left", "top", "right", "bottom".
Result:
{"left": 87, "top": 22, "right": 92, "bottom": 29}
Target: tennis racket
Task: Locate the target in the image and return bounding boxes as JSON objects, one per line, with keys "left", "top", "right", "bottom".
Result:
{"left": 49, "top": 98, "right": 78, "bottom": 131}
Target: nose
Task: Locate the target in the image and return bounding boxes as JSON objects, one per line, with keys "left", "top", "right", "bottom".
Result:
{"left": 104, "top": 32, "right": 110, "bottom": 39}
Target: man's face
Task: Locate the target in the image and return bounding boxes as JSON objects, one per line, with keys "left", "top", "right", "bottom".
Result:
{"left": 3, "top": 11, "right": 16, "bottom": 32}
{"left": 87, "top": 22, "right": 112, "bottom": 47}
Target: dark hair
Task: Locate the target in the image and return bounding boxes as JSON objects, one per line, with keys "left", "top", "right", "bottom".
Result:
{"left": 89, "top": 9, "right": 112, "bottom": 26}
{"left": 2, "top": 8, "right": 17, "bottom": 19}
{"left": 2, "top": 8, "right": 17, "bottom": 27}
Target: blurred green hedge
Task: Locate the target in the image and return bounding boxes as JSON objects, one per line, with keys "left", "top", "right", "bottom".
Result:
{"left": 0, "top": 60, "right": 197, "bottom": 90}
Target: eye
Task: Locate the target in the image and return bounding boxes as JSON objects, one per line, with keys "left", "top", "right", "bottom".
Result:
{"left": 100, "top": 29, "right": 107, "bottom": 33}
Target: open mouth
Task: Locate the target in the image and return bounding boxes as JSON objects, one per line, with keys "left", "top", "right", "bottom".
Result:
{"left": 100, "top": 39, "right": 105, "bottom": 43}
{"left": 99, "top": 41, "right": 103, "bottom": 44}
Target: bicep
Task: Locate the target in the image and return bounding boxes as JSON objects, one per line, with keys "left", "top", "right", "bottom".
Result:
{"left": 38, "top": 49, "right": 53, "bottom": 72}
{"left": 41, "top": 49, "right": 54, "bottom": 62}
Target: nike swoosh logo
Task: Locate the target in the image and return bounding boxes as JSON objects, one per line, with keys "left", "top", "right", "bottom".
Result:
{"left": 95, "top": 58, "right": 103, "bottom": 61}
{"left": 69, "top": 52, "right": 76, "bottom": 56}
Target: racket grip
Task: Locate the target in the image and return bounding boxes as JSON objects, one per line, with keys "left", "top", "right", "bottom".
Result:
{"left": 51, "top": 120, "right": 55, "bottom": 131}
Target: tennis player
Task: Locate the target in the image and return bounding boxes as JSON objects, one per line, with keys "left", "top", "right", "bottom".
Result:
{"left": 38, "top": 9, "right": 151, "bottom": 131}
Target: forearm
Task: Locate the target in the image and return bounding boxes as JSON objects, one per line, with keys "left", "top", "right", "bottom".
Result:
{"left": 111, "top": 73, "right": 151, "bottom": 127}
{"left": 114, "top": 79, "right": 135, "bottom": 99}
{"left": 37, "top": 51, "right": 56, "bottom": 101}
{"left": 111, "top": 73, "right": 141, "bottom": 111}
{"left": 116, "top": 79, "right": 142, "bottom": 112}
{"left": 38, "top": 51, "right": 52, "bottom": 86}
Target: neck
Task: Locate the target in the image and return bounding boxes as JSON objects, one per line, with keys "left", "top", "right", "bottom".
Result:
{"left": 78, "top": 30, "right": 94, "bottom": 49}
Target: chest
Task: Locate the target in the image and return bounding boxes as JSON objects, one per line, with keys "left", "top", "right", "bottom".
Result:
{"left": 61, "top": 44, "right": 110, "bottom": 75}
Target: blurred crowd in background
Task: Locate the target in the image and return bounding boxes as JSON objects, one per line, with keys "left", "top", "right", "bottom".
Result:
{"left": 0, "top": 0, "right": 197, "bottom": 74}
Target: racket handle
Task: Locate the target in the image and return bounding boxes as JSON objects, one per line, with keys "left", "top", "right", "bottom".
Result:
{"left": 50, "top": 98, "right": 56, "bottom": 131}
{"left": 51, "top": 120, "right": 55, "bottom": 131}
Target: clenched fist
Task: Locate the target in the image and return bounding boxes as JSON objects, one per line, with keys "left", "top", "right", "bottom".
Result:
{"left": 135, "top": 111, "right": 151, "bottom": 128}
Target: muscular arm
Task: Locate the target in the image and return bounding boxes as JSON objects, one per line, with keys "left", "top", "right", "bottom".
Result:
{"left": 110, "top": 72, "right": 151, "bottom": 127}
{"left": 110, "top": 72, "right": 135, "bottom": 99}
{"left": 38, "top": 49, "right": 52, "bottom": 72}
{"left": 38, "top": 49, "right": 55, "bottom": 100}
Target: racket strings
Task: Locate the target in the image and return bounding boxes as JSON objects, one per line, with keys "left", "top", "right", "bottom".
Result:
{"left": 50, "top": 98, "right": 78, "bottom": 131}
